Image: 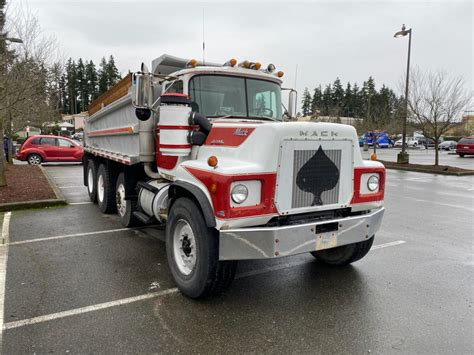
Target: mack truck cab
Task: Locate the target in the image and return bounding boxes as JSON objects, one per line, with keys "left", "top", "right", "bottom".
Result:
{"left": 83, "top": 54, "right": 385, "bottom": 298}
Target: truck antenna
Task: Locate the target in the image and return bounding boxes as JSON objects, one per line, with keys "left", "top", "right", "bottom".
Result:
{"left": 202, "top": 8, "right": 206, "bottom": 65}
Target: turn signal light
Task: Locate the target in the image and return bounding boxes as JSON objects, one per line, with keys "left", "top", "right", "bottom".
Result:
{"left": 186, "top": 59, "right": 198, "bottom": 68}
{"left": 276, "top": 71, "right": 284, "bottom": 77}
{"left": 208, "top": 155, "right": 218, "bottom": 168}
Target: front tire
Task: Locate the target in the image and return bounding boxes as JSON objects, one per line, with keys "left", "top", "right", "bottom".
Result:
{"left": 459, "top": 154, "right": 464, "bottom": 157}
{"left": 310, "top": 237, "right": 374, "bottom": 266}
{"left": 115, "top": 173, "right": 140, "bottom": 227}
{"left": 27, "top": 153, "right": 42, "bottom": 165}
{"left": 166, "top": 198, "right": 237, "bottom": 298}
{"left": 97, "top": 163, "right": 117, "bottom": 213}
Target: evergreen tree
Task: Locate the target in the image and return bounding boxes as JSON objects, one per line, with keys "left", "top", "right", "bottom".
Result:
{"left": 342, "top": 82, "right": 353, "bottom": 117}
{"left": 311, "top": 86, "right": 322, "bottom": 116}
{"left": 301, "top": 88, "right": 312, "bottom": 117}
{"left": 106, "top": 55, "right": 120, "bottom": 89}
{"left": 76, "top": 58, "right": 86, "bottom": 112}
{"left": 321, "top": 84, "right": 332, "bottom": 116}
{"left": 331, "top": 77, "right": 344, "bottom": 115}
{"left": 65, "top": 58, "right": 78, "bottom": 114}
{"left": 352, "top": 83, "right": 363, "bottom": 118}
{"left": 98, "top": 57, "right": 108, "bottom": 95}
{"left": 85, "top": 60, "right": 98, "bottom": 103}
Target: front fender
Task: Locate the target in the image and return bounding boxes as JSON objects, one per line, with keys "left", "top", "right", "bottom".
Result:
{"left": 168, "top": 181, "right": 216, "bottom": 228}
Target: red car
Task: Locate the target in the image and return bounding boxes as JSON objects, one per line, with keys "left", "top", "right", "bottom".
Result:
{"left": 456, "top": 137, "right": 474, "bottom": 157}
{"left": 16, "top": 135, "right": 83, "bottom": 164}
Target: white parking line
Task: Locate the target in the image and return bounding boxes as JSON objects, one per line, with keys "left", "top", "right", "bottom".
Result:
{"left": 3, "top": 288, "right": 179, "bottom": 331}
{"left": 59, "top": 186, "right": 86, "bottom": 189}
{"left": 50, "top": 176, "right": 83, "bottom": 179}
{"left": 8, "top": 228, "right": 136, "bottom": 246}
{"left": 0, "top": 212, "right": 12, "bottom": 348}
{"left": 2, "top": 240, "right": 406, "bottom": 330}
{"left": 69, "top": 202, "right": 93, "bottom": 205}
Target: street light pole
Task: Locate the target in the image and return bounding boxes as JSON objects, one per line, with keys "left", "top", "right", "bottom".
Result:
{"left": 394, "top": 24, "right": 412, "bottom": 164}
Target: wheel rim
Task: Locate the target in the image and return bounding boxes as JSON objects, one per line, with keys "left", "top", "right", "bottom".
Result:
{"left": 97, "top": 174, "right": 105, "bottom": 202}
{"left": 116, "top": 183, "right": 127, "bottom": 217}
{"left": 173, "top": 219, "right": 197, "bottom": 275}
{"left": 29, "top": 155, "right": 40, "bottom": 164}
{"left": 88, "top": 168, "right": 94, "bottom": 194}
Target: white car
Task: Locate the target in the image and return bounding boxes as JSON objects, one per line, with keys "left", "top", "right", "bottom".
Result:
{"left": 394, "top": 137, "right": 418, "bottom": 148}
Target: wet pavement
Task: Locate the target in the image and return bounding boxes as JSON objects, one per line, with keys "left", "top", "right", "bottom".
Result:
{"left": 361, "top": 147, "right": 474, "bottom": 169}
{"left": 1, "top": 165, "right": 473, "bottom": 354}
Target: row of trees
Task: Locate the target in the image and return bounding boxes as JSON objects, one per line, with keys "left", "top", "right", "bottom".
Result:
{"left": 301, "top": 77, "right": 404, "bottom": 130}
{"left": 60, "top": 56, "right": 121, "bottom": 114}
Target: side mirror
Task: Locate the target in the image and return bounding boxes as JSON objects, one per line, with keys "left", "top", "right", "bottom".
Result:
{"left": 132, "top": 72, "right": 153, "bottom": 109}
{"left": 288, "top": 90, "right": 297, "bottom": 119}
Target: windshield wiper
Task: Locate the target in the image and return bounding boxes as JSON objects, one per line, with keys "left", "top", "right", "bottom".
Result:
{"left": 208, "top": 114, "right": 248, "bottom": 119}
{"left": 248, "top": 115, "right": 279, "bottom": 122}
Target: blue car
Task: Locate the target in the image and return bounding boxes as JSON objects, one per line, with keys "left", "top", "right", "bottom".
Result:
{"left": 359, "top": 132, "right": 394, "bottom": 148}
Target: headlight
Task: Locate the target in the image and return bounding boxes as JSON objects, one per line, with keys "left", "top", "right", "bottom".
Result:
{"left": 367, "top": 175, "right": 379, "bottom": 192}
{"left": 231, "top": 184, "right": 248, "bottom": 204}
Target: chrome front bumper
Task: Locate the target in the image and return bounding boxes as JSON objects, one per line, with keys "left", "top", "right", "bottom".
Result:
{"left": 219, "top": 208, "right": 384, "bottom": 261}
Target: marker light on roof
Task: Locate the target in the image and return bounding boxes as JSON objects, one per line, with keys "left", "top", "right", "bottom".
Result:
{"left": 238, "top": 60, "right": 250, "bottom": 68}
{"left": 276, "top": 71, "right": 284, "bottom": 77}
{"left": 266, "top": 64, "right": 276, "bottom": 73}
{"left": 186, "top": 59, "right": 198, "bottom": 68}
{"left": 224, "top": 58, "right": 237, "bottom": 67}
{"left": 250, "top": 62, "right": 261, "bottom": 70}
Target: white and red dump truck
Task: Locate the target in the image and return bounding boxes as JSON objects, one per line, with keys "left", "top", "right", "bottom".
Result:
{"left": 83, "top": 54, "right": 385, "bottom": 298}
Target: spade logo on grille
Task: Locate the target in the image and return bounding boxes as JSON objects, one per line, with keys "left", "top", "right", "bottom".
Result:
{"left": 296, "top": 146, "right": 340, "bottom": 206}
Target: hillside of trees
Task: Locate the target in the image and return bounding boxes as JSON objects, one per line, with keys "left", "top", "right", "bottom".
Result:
{"left": 54, "top": 55, "right": 122, "bottom": 115}
{"left": 301, "top": 77, "right": 405, "bottom": 131}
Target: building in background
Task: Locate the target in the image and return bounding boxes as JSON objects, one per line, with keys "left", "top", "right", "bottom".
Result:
{"left": 62, "top": 112, "right": 89, "bottom": 131}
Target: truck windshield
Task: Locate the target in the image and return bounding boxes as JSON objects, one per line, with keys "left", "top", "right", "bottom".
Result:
{"left": 188, "top": 75, "right": 282, "bottom": 121}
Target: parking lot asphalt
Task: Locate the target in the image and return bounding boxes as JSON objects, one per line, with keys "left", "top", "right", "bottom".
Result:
{"left": 1, "top": 164, "right": 473, "bottom": 354}
{"left": 361, "top": 148, "right": 474, "bottom": 169}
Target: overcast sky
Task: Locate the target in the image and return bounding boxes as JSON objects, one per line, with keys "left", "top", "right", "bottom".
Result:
{"left": 12, "top": 0, "right": 474, "bottom": 108}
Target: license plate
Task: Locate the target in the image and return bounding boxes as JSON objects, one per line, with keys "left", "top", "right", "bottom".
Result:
{"left": 316, "top": 232, "right": 338, "bottom": 251}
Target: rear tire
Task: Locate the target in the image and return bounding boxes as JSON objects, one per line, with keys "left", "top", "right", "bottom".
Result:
{"left": 115, "top": 173, "right": 140, "bottom": 227}
{"left": 27, "top": 153, "right": 42, "bottom": 165}
{"left": 86, "top": 160, "right": 97, "bottom": 203}
{"left": 166, "top": 198, "right": 237, "bottom": 298}
{"left": 97, "top": 163, "right": 117, "bottom": 213}
{"left": 310, "top": 236, "right": 374, "bottom": 266}
{"left": 459, "top": 154, "right": 464, "bottom": 157}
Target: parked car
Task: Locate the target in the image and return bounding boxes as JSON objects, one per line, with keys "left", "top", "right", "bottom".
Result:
{"left": 417, "top": 137, "right": 436, "bottom": 149}
{"left": 456, "top": 137, "right": 474, "bottom": 157}
{"left": 72, "top": 132, "right": 84, "bottom": 142}
{"left": 438, "top": 140, "right": 457, "bottom": 151}
{"left": 375, "top": 134, "right": 394, "bottom": 148}
{"left": 16, "top": 135, "right": 83, "bottom": 164}
{"left": 394, "top": 137, "right": 418, "bottom": 148}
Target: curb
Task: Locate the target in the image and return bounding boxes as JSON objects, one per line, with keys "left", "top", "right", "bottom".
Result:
{"left": 379, "top": 161, "right": 474, "bottom": 176}
{"left": 0, "top": 166, "right": 67, "bottom": 212}
{"left": 39, "top": 165, "right": 67, "bottom": 201}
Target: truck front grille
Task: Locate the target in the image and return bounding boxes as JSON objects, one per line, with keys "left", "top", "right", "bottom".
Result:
{"left": 291, "top": 148, "right": 341, "bottom": 208}
{"left": 275, "top": 139, "right": 352, "bottom": 215}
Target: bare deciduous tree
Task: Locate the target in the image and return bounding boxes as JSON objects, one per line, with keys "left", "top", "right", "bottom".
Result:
{"left": 0, "top": 4, "right": 61, "bottom": 186}
{"left": 408, "top": 68, "right": 471, "bottom": 166}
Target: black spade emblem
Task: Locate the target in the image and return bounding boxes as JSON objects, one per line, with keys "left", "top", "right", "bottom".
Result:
{"left": 296, "top": 146, "right": 340, "bottom": 206}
